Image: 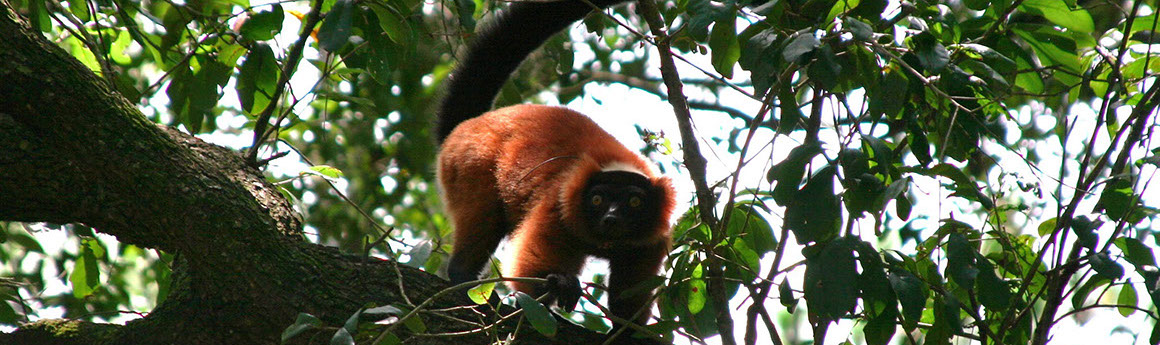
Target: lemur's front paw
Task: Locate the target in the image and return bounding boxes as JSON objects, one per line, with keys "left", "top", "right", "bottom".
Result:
{"left": 544, "top": 273, "right": 581, "bottom": 312}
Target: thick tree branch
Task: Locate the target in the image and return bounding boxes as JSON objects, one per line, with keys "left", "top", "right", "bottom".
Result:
{"left": 0, "top": 3, "right": 621, "bottom": 344}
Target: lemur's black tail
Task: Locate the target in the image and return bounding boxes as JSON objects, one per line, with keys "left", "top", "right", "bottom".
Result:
{"left": 434, "top": 0, "right": 633, "bottom": 144}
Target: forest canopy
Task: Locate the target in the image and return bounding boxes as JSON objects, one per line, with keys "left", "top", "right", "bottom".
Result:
{"left": 1, "top": 0, "right": 1159, "bottom": 344}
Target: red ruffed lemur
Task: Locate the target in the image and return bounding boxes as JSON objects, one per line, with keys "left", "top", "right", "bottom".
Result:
{"left": 435, "top": 0, "right": 675, "bottom": 328}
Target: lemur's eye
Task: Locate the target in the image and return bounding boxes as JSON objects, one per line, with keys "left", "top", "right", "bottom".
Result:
{"left": 591, "top": 195, "right": 603, "bottom": 206}
{"left": 629, "top": 196, "right": 642, "bottom": 207}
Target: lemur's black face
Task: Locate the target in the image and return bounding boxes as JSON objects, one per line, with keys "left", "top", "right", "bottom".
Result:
{"left": 582, "top": 171, "right": 660, "bottom": 240}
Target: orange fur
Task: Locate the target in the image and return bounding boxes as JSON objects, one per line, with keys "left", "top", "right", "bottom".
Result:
{"left": 439, "top": 104, "right": 675, "bottom": 325}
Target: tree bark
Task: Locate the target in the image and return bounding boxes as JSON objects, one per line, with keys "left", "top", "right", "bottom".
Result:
{"left": 0, "top": 2, "right": 615, "bottom": 344}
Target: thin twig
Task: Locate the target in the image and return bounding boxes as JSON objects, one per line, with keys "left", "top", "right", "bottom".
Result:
{"left": 632, "top": 3, "right": 736, "bottom": 345}
{"left": 245, "top": 0, "right": 324, "bottom": 166}
{"left": 369, "top": 276, "right": 548, "bottom": 345}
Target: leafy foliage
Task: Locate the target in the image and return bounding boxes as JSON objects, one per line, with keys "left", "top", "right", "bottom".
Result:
{"left": 4, "top": 0, "right": 1160, "bottom": 344}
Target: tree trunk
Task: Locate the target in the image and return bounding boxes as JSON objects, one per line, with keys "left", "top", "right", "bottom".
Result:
{"left": 0, "top": 2, "right": 613, "bottom": 344}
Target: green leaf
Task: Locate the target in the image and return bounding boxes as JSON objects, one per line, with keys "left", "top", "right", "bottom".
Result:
{"left": 779, "top": 278, "right": 797, "bottom": 313}
{"left": 1123, "top": 56, "right": 1160, "bottom": 82}
{"left": 1019, "top": 0, "right": 1094, "bottom": 33}
{"left": 722, "top": 240, "right": 761, "bottom": 298}
{"left": 9, "top": 232, "right": 44, "bottom": 253}
{"left": 975, "top": 253, "right": 1011, "bottom": 311}
{"left": 27, "top": 0, "right": 51, "bottom": 32}
{"left": 776, "top": 87, "right": 805, "bottom": 135}
{"left": 318, "top": 0, "right": 355, "bottom": 51}
{"left": 844, "top": 172, "right": 884, "bottom": 217}
{"left": 1118, "top": 284, "right": 1138, "bottom": 317}
{"left": 868, "top": 68, "right": 907, "bottom": 119}
{"left": 330, "top": 327, "right": 354, "bottom": 345}
{"left": 808, "top": 45, "right": 842, "bottom": 91}
{"left": 68, "top": 0, "right": 90, "bottom": 22}
{"left": 825, "top": 0, "right": 859, "bottom": 24}
{"left": 644, "top": 321, "right": 680, "bottom": 343}
{"left": 686, "top": 263, "right": 706, "bottom": 314}
{"left": 912, "top": 33, "right": 949, "bottom": 73}
{"left": 895, "top": 194, "right": 912, "bottom": 221}
{"left": 1012, "top": 26, "right": 1083, "bottom": 75}
{"left": 907, "top": 121, "right": 932, "bottom": 166}
{"left": 453, "top": 0, "right": 476, "bottom": 30}
{"left": 110, "top": 30, "right": 133, "bottom": 65}
{"left": 0, "top": 299, "right": 16, "bottom": 324}
{"left": 767, "top": 142, "right": 823, "bottom": 205}
{"left": 467, "top": 282, "right": 495, "bottom": 305}
{"left": 1152, "top": 321, "right": 1160, "bottom": 345}
{"left": 963, "top": 0, "right": 989, "bottom": 10}
{"left": 855, "top": 241, "right": 898, "bottom": 325}
{"left": 933, "top": 295, "right": 963, "bottom": 338}
{"left": 167, "top": 55, "right": 228, "bottom": 133}
{"left": 839, "top": 146, "right": 873, "bottom": 190}
{"left": 1096, "top": 176, "right": 1142, "bottom": 222}
{"left": 281, "top": 313, "right": 323, "bottom": 342}
{"left": 1071, "top": 216, "right": 1101, "bottom": 250}
{"left": 405, "top": 241, "right": 433, "bottom": 268}
{"left": 1072, "top": 277, "right": 1110, "bottom": 310}
{"left": 861, "top": 134, "right": 893, "bottom": 165}
{"left": 798, "top": 0, "right": 840, "bottom": 22}
{"left": 1115, "top": 238, "right": 1157, "bottom": 267}
{"left": 81, "top": 236, "right": 107, "bottom": 258}
{"left": 342, "top": 309, "right": 361, "bottom": 333}
{"left": 782, "top": 32, "right": 819, "bottom": 64}
{"left": 1014, "top": 55, "right": 1046, "bottom": 95}
{"left": 366, "top": 32, "right": 399, "bottom": 85}
{"left": 738, "top": 27, "right": 781, "bottom": 96}
{"left": 846, "top": 18, "right": 873, "bottom": 42}
{"left": 307, "top": 165, "right": 345, "bottom": 179}
{"left": 876, "top": 178, "right": 909, "bottom": 214}
{"left": 946, "top": 233, "right": 979, "bottom": 288}
{"left": 240, "top": 4, "right": 284, "bottom": 41}
{"left": 803, "top": 238, "right": 859, "bottom": 322}
{"left": 1142, "top": 149, "right": 1160, "bottom": 168}
{"left": 582, "top": 10, "right": 608, "bottom": 34}
{"left": 372, "top": 5, "right": 412, "bottom": 45}
{"left": 677, "top": 295, "right": 721, "bottom": 338}
{"left": 69, "top": 249, "right": 96, "bottom": 298}
{"left": 217, "top": 42, "right": 248, "bottom": 69}
{"left": 402, "top": 309, "right": 426, "bottom": 333}
{"left": 709, "top": 9, "right": 740, "bottom": 79}
{"left": 728, "top": 203, "right": 777, "bottom": 254}
{"left": 888, "top": 268, "right": 928, "bottom": 330}
{"left": 1037, "top": 217, "right": 1057, "bottom": 236}
{"left": 927, "top": 164, "right": 974, "bottom": 192}
{"left": 191, "top": 56, "right": 231, "bottom": 129}
{"left": 959, "top": 59, "right": 1010, "bottom": 92}
{"left": 1090, "top": 252, "right": 1125, "bottom": 280}
{"left": 377, "top": 333, "right": 402, "bottom": 345}
{"left": 864, "top": 311, "right": 897, "bottom": 345}
{"left": 919, "top": 163, "right": 991, "bottom": 209}
{"left": 785, "top": 166, "right": 841, "bottom": 244}
{"left": 850, "top": 0, "right": 886, "bottom": 20}
{"left": 69, "top": 238, "right": 104, "bottom": 298}
{"left": 688, "top": 276, "right": 707, "bottom": 314}
{"left": 957, "top": 43, "right": 1017, "bottom": 74}
{"left": 515, "top": 292, "right": 557, "bottom": 337}
{"left": 237, "top": 44, "right": 280, "bottom": 114}
{"left": 686, "top": 0, "right": 728, "bottom": 40}
{"left": 364, "top": 305, "right": 405, "bottom": 319}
